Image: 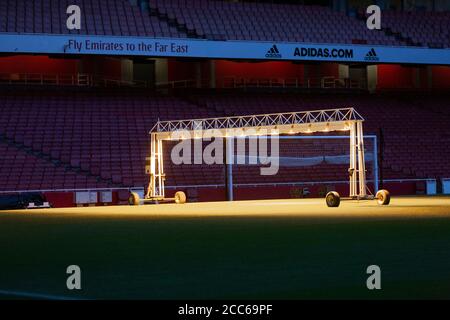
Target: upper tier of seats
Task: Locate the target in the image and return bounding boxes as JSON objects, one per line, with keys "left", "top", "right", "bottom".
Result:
{"left": 152, "top": 0, "right": 399, "bottom": 45}
{"left": 0, "top": 0, "right": 187, "bottom": 38}
{"left": 0, "top": 88, "right": 449, "bottom": 193}
{"left": 0, "top": 0, "right": 448, "bottom": 48}
{"left": 382, "top": 10, "right": 450, "bottom": 48}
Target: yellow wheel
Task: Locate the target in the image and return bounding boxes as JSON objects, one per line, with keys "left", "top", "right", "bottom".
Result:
{"left": 174, "top": 191, "right": 186, "bottom": 204}
{"left": 128, "top": 192, "right": 140, "bottom": 206}
{"left": 376, "top": 189, "right": 390, "bottom": 205}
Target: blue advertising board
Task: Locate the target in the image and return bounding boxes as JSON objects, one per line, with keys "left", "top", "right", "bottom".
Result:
{"left": 0, "top": 33, "right": 449, "bottom": 65}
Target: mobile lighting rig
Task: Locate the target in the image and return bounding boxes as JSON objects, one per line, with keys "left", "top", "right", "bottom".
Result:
{"left": 129, "top": 107, "right": 390, "bottom": 207}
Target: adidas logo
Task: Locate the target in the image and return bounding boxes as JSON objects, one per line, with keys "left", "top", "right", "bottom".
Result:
{"left": 265, "top": 45, "right": 282, "bottom": 58}
{"left": 364, "top": 48, "right": 379, "bottom": 61}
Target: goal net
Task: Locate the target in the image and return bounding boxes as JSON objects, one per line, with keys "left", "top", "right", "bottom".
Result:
{"left": 230, "top": 134, "right": 377, "bottom": 198}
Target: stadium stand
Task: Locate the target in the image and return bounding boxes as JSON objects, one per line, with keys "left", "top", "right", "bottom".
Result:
{"left": 0, "top": 0, "right": 447, "bottom": 48}
{"left": 0, "top": 0, "right": 187, "bottom": 38}
{"left": 381, "top": 10, "right": 450, "bottom": 48}
{"left": 1, "top": 87, "right": 449, "bottom": 195}
{"left": 1, "top": 1, "right": 449, "bottom": 204}
{"left": 0, "top": 140, "right": 104, "bottom": 191}
{"left": 195, "top": 92, "right": 450, "bottom": 179}
{"left": 151, "top": 0, "right": 399, "bottom": 45}
{"left": 0, "top": 87, "right": 223, "bottom": 192}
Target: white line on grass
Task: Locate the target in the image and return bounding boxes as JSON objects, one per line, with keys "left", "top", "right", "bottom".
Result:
{"left": 0, "top": 289, "right": 81, "bottom": 300}
{"left": 250, "top": 201, "right": 324, "bottom": 206}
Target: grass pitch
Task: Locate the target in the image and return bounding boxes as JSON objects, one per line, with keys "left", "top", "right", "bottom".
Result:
{"left": 1, "top": 196, "right": 450, "bottom": 299}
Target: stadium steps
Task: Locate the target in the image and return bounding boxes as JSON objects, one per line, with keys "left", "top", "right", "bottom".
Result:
{"left": 382, "top": 163, "right": 419, "bottom": 179}
{"left": 0, "top": 132, "right": 123, "bottom": 189}
{"left": 353, "top": 11, "right": 417, "bottom": 47}
{"left": 146, "top": 2, "right": 204, "bottom": 39}
{"left": 382, "top": 27, "right": 422, "bottom": 47}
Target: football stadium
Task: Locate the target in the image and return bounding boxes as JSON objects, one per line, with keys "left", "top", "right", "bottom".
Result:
{"left": 1, "top": 0, "right": 450, "bottom": 301}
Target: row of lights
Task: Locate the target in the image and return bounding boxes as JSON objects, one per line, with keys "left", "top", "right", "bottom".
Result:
{"left": 163, "top": 122, "right": 353, "bottom": 140}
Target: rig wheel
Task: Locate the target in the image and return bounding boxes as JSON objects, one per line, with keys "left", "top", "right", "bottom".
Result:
{"left": 325, "top": 191, "right": 341, "bottom": 207}
{"left": 129, "top": 192, "right": 140, "bottom": 206}
{"left": 174, "top": 191, "right": 187, "bottom": 204}
{"left": 376, "top": 189, "right": 390, "bottom": 205}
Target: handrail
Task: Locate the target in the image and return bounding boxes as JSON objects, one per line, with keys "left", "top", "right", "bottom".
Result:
{"left": 222, "top": 76, "right": 365, "bottom": 89}
{"left": 0, "top": 72, "right": 365, "bottom": 90}
{"left": 0, "top": 178, "right": 435, "bottom": 194}
{"left": 0, "top": 72, "right": 92, "bottom": 86}
{"left": 163, "top": 178, "right": 436, "bottom": 189}
{"left": 0, "top": 187, "right": 144, "bottom": 195}
{"left": 155, "top": 79, "right": 197, "bottom": 88}
{"left": 0, "top": 72, "right": 151, "bottom": 88}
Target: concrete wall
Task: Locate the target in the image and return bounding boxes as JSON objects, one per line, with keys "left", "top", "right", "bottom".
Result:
{"left": 154, "top": 58, "right": 168, "bottom": 84}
